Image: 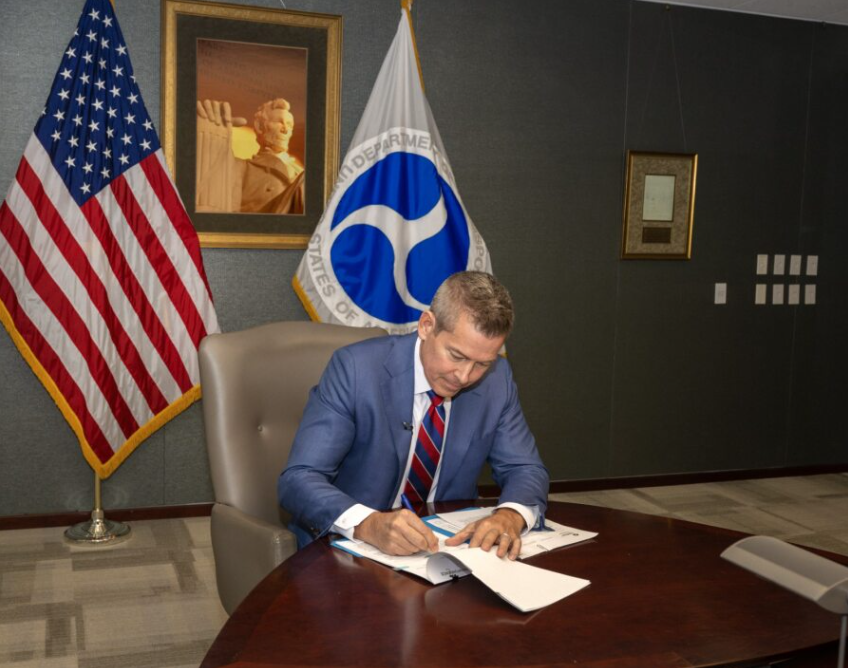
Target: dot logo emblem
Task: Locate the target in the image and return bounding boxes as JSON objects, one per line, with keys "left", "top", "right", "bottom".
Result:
{"left": 296, "top": 127, "right": 488, "bottom": 333}
{"left": 329, "top": 149, "right": 470, "bottom": 325}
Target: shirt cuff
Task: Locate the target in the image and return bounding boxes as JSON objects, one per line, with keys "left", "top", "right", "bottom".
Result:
{"left": 496, "top": 502, "right": 538, "bottom": 536}
{"left": 331, "top": 504, "right": 377, "bottom": 540}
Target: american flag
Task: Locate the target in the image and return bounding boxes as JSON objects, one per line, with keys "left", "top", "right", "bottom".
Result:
{"left": 0, "top": 0, "right": 219, "bottom": 478}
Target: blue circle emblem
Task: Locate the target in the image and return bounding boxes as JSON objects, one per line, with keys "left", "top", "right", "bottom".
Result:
{"left": 328, "top": 152, "right": 470, "bottom": 325}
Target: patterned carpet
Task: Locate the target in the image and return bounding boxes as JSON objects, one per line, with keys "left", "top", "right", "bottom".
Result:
{"left": 550, "top": 472, "right": 848, "bottom": 557}
{"left": 0, "top": 473, "right": 846, "bottom": 667}
{"left": 0, "top": 517, "right": 227, "bottom": 668}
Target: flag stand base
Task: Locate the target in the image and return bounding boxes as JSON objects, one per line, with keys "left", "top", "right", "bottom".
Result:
{"left": 64, "top": 472, "right": 132, "bottom": 546}
{"left": 64, "top": 509, "right": 131, "bottom": 546}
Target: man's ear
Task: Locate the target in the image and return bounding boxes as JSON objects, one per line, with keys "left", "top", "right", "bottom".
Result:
{"left": 417, "top": 310, "right": 435, "bottom": 340}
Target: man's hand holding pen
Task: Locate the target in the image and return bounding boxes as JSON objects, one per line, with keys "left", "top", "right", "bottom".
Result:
{"left": 354, "top": 495, "right": 439, "bottom": 556}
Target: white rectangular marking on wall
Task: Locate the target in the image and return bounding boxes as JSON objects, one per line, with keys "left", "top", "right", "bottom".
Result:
{"left": 714, "top": 283, "right": 727, "bottom": 305}
{"left": 806, "top": 255, "right": 818, "bottom": 276}
{"left": 788, "top": 284, "right": 800, "bottom": 305}
{"left": 805, "top": 284, "right": 816, "bottom": 305}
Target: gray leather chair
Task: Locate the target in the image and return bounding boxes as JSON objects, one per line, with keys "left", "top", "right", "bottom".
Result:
{"left": 199, "top": 321, "right": 386, "bottom": 615}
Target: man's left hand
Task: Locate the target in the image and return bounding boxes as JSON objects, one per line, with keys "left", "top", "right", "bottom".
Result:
{"left": 443, "top": 508, "right": 525, "bottom": 560}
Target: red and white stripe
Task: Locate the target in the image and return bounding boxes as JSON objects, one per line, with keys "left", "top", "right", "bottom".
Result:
{"left": 0, "top": 135, "right": 218, "bottom": 470}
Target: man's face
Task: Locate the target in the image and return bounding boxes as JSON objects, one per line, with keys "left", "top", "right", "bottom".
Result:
{"left": 417, "top": 310, "right": 504, "bottom": 399}
{"left": 258, "top": 108, "right": 294, "bottom": 153}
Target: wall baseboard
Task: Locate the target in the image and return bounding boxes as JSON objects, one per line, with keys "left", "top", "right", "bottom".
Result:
{"left": 4, "top": 463, "right": 847, "bottom": 529}
{"left": 479, "top": 463, "right": 848, "bottom": 498}
{"left": 0, "top": 502, "right": 213, "bottom": 531}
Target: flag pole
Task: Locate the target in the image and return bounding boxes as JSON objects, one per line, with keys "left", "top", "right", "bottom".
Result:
{"left": 401, "top": 0, "right": 425, "bottom": 92}
{"left": 64, "top": 471, "right": 132, "bottom": 545}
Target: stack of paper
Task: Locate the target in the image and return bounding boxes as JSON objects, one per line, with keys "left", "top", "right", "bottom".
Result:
{"left": 332, "top": 507, "right": 595, "bottom": 612}
{"left": 429, "top": 508, "right": 598, "bottom": 559}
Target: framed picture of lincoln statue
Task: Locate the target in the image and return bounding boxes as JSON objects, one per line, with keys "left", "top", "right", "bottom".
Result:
{"left": 161, "top": 0, "right": 342, "bottom": 249}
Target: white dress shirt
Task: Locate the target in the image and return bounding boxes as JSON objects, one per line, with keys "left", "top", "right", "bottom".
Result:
{"left": 331, "top": 338, "right": 537, "bottom": 539}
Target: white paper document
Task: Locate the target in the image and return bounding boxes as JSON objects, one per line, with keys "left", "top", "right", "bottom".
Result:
{"left": 334, "top": 532, "right": 471, "bottom": 583}
{"left": 431, "top": 507, "right": 598, "bottom": 559}
{"left": 333, "top": 536, "right": 590, "bottom": 613}
{"left": 332, "top": 507, "right": 595, "bottom": 612}
{"left": 435, "top": 548, "right": 590, "bottom": 613}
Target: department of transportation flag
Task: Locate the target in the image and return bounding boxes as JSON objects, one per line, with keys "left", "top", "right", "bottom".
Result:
{"left": 0, "top": 0, "right": 219, "bottom": 478}
{"left": 293, "top": 10, "right": 492, "bottom": 334}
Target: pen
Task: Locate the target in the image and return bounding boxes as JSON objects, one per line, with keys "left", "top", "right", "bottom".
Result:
{"left": 400, "top": 493, "right": 415, "bottom": 513}
{"left": 400, "top": 493, "right": 438, "bottom": 554}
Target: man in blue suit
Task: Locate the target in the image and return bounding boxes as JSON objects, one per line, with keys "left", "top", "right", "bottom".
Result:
{"left": 278, "top": 272, "right": 548, "bottom": 560}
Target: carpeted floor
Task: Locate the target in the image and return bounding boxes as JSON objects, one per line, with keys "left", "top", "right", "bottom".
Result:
{"left": 0, "top": 516, "right": 227, "bottom": 668}
{"left": 550, "top": 472, "right": 848, "bottom": 557}
{"left": 1, "top": 473, "right": 846, "bottom": 667}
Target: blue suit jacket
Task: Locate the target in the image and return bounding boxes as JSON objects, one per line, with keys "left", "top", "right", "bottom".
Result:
{"left": 278, "top": 333, "right": 549, "bottom": 547}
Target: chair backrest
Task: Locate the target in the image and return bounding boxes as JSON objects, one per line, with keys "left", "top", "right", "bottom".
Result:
{"left": 199, "top": 321, "right": 387, "bottom": 526}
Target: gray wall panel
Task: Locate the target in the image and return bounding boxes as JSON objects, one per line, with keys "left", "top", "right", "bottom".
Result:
{"left": 162, "top": 403, "right": 213, "bottom": 505}
{"left": 0, "top": 0, "right": 845, "bottom": 517}
{"left": 433, "top": 0, "right": 632, "bottom": 480}
{"left": 610, "top": 4, "right": 824, "bottom": 478}
{"left": 788, "top": 24, "right": 848, "bottom": 466}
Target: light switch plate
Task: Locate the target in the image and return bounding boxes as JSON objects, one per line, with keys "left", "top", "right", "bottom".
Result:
{"left": 806, "top": 255, "right": 818, "bottom": 276}
{"left": 805, "top": 284, "right": 816, "bottom": 305}
{"left": 788, "top": 284, "right": 800, "bottom": 305}
{"left": 714, "top": 283, "right": 727, "bottom": 305}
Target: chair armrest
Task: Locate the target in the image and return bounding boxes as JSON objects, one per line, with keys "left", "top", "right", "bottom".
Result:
{"left": 211, "top": 502, "right": 297, "bottom": 615}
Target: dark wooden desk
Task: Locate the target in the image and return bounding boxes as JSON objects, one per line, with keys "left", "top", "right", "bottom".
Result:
{"left": 201, "top": 501, "right": 843, "bottom": 668}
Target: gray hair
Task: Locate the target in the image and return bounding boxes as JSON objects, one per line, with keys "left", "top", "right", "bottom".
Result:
{"left": 430, "top": 271, "right": 514, "bottom": 339}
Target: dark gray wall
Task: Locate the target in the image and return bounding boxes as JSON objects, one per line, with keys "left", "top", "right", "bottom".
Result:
{"left": 1, "top": 0, "right": 845, "bottom": 516}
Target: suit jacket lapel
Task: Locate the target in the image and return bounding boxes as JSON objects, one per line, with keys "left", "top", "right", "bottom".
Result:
{"left": 438, "top": 384, "right": 483, "bottom": 497}
{"left": 379, "top": 334, "right": 417, "bottom": 500}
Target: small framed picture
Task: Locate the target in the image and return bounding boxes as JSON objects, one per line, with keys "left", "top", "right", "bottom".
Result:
{"left": 161, "top": 0, "right": 342, "bottom": 249}
{"left": 621, "top": 151, "right": 697, "bottom": 260}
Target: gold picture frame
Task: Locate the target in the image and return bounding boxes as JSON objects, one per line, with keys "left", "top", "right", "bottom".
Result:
{"left": 161, "top": 0, "right": 342, "bottom": 249}
{"left": 621, "top": 151, "right": 697, "bottom": 260}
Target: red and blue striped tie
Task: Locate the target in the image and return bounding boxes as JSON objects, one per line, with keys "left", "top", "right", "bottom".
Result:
{"left": 403, "top": 390, "right": 446, "bottom": 503}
